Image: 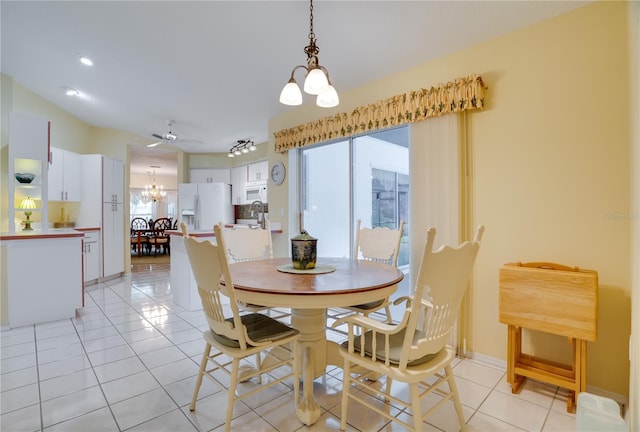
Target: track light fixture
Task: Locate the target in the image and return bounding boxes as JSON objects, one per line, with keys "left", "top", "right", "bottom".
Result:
{"left": 279, "top": 0, "right": 338, "bottom": 108}
{"left": 228, "top": 140, "right": 256, "bottom": 158}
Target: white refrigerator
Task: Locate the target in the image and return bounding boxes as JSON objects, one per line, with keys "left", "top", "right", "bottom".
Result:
{"left": 178, "top": 182, "right": 233, "bottom": 231}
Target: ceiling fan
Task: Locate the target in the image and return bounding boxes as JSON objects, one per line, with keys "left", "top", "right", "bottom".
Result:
{"left": 148, "top": 120, "right": 203, "bottom": 149}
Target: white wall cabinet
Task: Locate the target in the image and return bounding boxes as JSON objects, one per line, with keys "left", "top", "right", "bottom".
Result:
{"left": 77, "top": 155, "right": 125, "bottom": 279}
{"left": 230, "top": 161, "right": 268, "bottom": 205}
{"left": 48, "top": 147, "right": 81, "bottom": 201}
{"left": 190, "top": 168, "right": 230, "bottom": 184}
{"left": 8, "top": 112, "right": 49, "bottom": 233}
{"left": 247, "top": 160, "right": 268, "bottom": 182}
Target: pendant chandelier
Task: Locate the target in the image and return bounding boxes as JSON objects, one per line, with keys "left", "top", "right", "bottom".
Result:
{"left": 279, "top": 0, "right": 339, "bottom": 108}
{"left": 140, "top": 170, "right": 166, "bottom": 204}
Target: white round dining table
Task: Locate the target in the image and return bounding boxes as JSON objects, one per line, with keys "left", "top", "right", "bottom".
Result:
{"left": 229, "top": 257, "right": 404, "bottom": 426}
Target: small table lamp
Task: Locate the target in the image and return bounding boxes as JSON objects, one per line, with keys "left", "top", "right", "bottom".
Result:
{"left": 20, "top": 197, "right": 36, "bottom": 231}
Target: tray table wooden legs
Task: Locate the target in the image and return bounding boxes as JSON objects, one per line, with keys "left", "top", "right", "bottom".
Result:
{"left": 506, "top": 325, "right": 587, "bottom": 413}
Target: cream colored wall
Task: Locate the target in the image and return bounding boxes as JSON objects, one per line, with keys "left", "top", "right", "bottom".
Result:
{"left": 269, "top": 1, "right": 632, "bottom": 399}
{"left": 14, "top": 81, "right": 92, "bottom": 154}
{"left": 187, "top": 142, "right": 268, "bottom": 169}
{"left": 628, "top": 0, "right": 639, "bottom": 428}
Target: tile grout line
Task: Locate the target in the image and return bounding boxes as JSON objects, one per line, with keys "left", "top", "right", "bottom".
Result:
{"left": 86, "top": 271, "right": 249, "bottom": 431}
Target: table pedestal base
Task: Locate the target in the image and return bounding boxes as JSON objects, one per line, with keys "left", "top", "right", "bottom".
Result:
{"left": 291, "top": 308, "right": 342, "bottom": 425}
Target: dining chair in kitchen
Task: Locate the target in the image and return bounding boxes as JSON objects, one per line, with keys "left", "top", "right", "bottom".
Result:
{"left": 341, "top": 219, "right": 405, "bottom": 323}
{"left": 333, "top": 225, "right": 484, "bottom": 432}
{"left": 218, "top": 221, "right": 290, "bottom": 320}
{"left": 148, "top": 217, "right": 172, "bottom": 256}
{"left": 183, "top": 224, "right": 300, "bottom": 432}
{"left": 130, "top": 217, "right": 150, "bottom": 255}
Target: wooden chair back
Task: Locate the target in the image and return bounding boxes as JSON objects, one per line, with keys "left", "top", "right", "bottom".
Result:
{"left": 182, "top": 224, "right": 247, "bottom": 348}
{"left": 398, "top": 226, "right": 484, "bottom": 369}
{"left": 151, "top": 217, "right": 172, "bottom": 233}
{"left": 355, "top": 219, "right": 404, "bottom": 267}
{"left": 131, "top": 217, "right": 148, "bottom": 230}
{"left": 218, "top": 221, "right": 273, "bottom": 263}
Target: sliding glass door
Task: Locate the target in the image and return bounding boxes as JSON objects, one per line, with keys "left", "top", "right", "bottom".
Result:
{"left": 300, "top": 127, "right": 409, "bottom": 266}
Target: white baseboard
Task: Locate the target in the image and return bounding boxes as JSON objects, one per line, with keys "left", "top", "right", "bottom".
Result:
{"left": 463, "top": 351, "right": 629, "bottom": 410}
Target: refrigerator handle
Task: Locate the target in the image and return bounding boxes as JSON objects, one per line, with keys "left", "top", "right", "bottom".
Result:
{"left": 194, "top": 194, "right": 199, "bottom": 231}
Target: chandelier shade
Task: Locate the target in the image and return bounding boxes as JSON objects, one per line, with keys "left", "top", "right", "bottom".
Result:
{"left": 279, "top": 78, "right": 303, "bottom": 106}
{"left": 303, "top": 67, "right": 329, "bottom": 95}
{"left": 279, "top": 0, "right": 338, "bottom": 108}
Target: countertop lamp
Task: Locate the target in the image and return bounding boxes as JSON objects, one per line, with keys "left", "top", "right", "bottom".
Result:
{"left": 279, "top": 0, "right": 339, "bottom": 108}
{"left": 20, "top": 197, "right": 36, "bottom": 231}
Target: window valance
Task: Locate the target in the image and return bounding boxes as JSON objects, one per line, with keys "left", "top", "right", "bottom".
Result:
{"left": 274, "top": 73, "right": 486, "bottom": 152}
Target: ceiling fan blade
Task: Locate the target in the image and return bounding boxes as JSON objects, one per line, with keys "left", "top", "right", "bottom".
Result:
{"left": 147, "top": 141, "right": 164, "bottom": 148}
{"left": 151, "top": 133, "right": 164, "bottom": 140}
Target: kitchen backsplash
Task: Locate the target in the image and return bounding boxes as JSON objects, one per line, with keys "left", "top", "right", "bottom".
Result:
{"left": 235, "top": 203, "right": 269, "bottom": 220}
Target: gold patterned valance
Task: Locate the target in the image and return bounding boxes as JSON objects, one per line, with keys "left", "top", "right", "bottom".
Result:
{"left": 274, "top": 73, "right": 486, "bottom": 152}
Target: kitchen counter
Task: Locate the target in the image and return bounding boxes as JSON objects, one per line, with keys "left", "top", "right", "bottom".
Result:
{"left": 0, "top": 228, "right": 85, "bottom": 240}
{"left": 0, "top": 226, "right": 100, "bottom": 240}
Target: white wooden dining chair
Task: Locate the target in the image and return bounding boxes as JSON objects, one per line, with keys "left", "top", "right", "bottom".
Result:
{"left": 341, "top": 219, "right": 405, "bottom": 323}
{"left": 333, "top": 225, "right": 484, "bottom": 432}
{"left": 182, "top": 224, "right": 300, "bottom": 432}
{"left": 218, "top": 221, "right": 290, "bottom": 320}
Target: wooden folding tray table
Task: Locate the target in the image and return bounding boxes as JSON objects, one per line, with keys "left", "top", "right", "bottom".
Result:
{"left": 499, "top": 262, "right": 598, "bottom": 412}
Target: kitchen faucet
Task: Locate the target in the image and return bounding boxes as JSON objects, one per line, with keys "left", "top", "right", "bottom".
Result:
{"left": 249, "top": 200, "right": 266, "bottom": 229}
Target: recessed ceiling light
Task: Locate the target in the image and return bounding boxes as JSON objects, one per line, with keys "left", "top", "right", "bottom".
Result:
{"left": 79, "top": 56, "right": 93, "bottom": 66}
{"left": 63, "top": 86, "right": 79, "bottom": 96}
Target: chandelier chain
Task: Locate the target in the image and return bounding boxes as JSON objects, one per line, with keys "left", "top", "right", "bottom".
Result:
{"left": 308, "top": 0, "right": 314, "bottom": 41}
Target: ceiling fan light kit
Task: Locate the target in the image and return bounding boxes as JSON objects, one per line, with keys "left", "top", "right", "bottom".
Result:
{"left": 279, "top": 0, "right": 338, "bottom": 108}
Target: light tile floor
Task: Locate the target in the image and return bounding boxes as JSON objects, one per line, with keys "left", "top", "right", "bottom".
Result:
{"left": 1, "top": 264, "right": 578, "bottom": 432}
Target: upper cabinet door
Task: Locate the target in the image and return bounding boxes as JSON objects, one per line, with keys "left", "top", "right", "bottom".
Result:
{"left": 247, "top": 160, "right": 268, "bottom": 182}
{"left": 103, "top": 157, "right": 124, "bottom": 203}
{"left": 9, "top": 112, "right": 49, "bottom": 162}
{"left": 48, "top": 147, "right": 81, "bottom": 201}
{"left": 48, "top": 147, "right": 64, "bottom": 200}
{"left": 190, "top": 168, "right": 231, "bottom": 184}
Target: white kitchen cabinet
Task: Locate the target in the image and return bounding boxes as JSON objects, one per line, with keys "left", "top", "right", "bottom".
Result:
{"left": 2, "top": 232, "right": 84, "bottom": 327}
{"left": 103, "top": 200, "right": 124, "bottom": 277}
{"left": 103, "top": 157, "right": 124, "bottom": 205}
{"left": 170, "top": 231, "right": 216, "bottom": 310}
{"left": 48, "top": 147, "right": 81, "bottom": 201}
{"left": 77, "top": 155, "right": 125, "bottom": 279}
{"left": 248, "top": 160, "right": 268, "bottom": 182}
{"left": 231, "top": 166, "right": 246, "bottom": 205}
{"left": 102, "top": 157, "right": 124, "bottom": 277}
{"left": 230, "top": 161, "right": 268, "bottom": 204}
{"left": 8, "top": 112, "right": 49, "bottom": 233}
{"left": 83, "top": 230, "right": 101, "bottom": 283}
{"left": 190, "top": 168, "right": 230, "bottom": 184}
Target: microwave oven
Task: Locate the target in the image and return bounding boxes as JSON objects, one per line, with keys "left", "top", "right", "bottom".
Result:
{"left": 245, "top": 184, "right": 267, "bottom": 203}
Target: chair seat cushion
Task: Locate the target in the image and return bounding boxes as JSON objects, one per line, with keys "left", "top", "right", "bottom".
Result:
{"left": 212, "top": 313, "right": 298, "bottom": 348}
{"left": 342, "top": 328, "right": 440, "bottom": 366}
